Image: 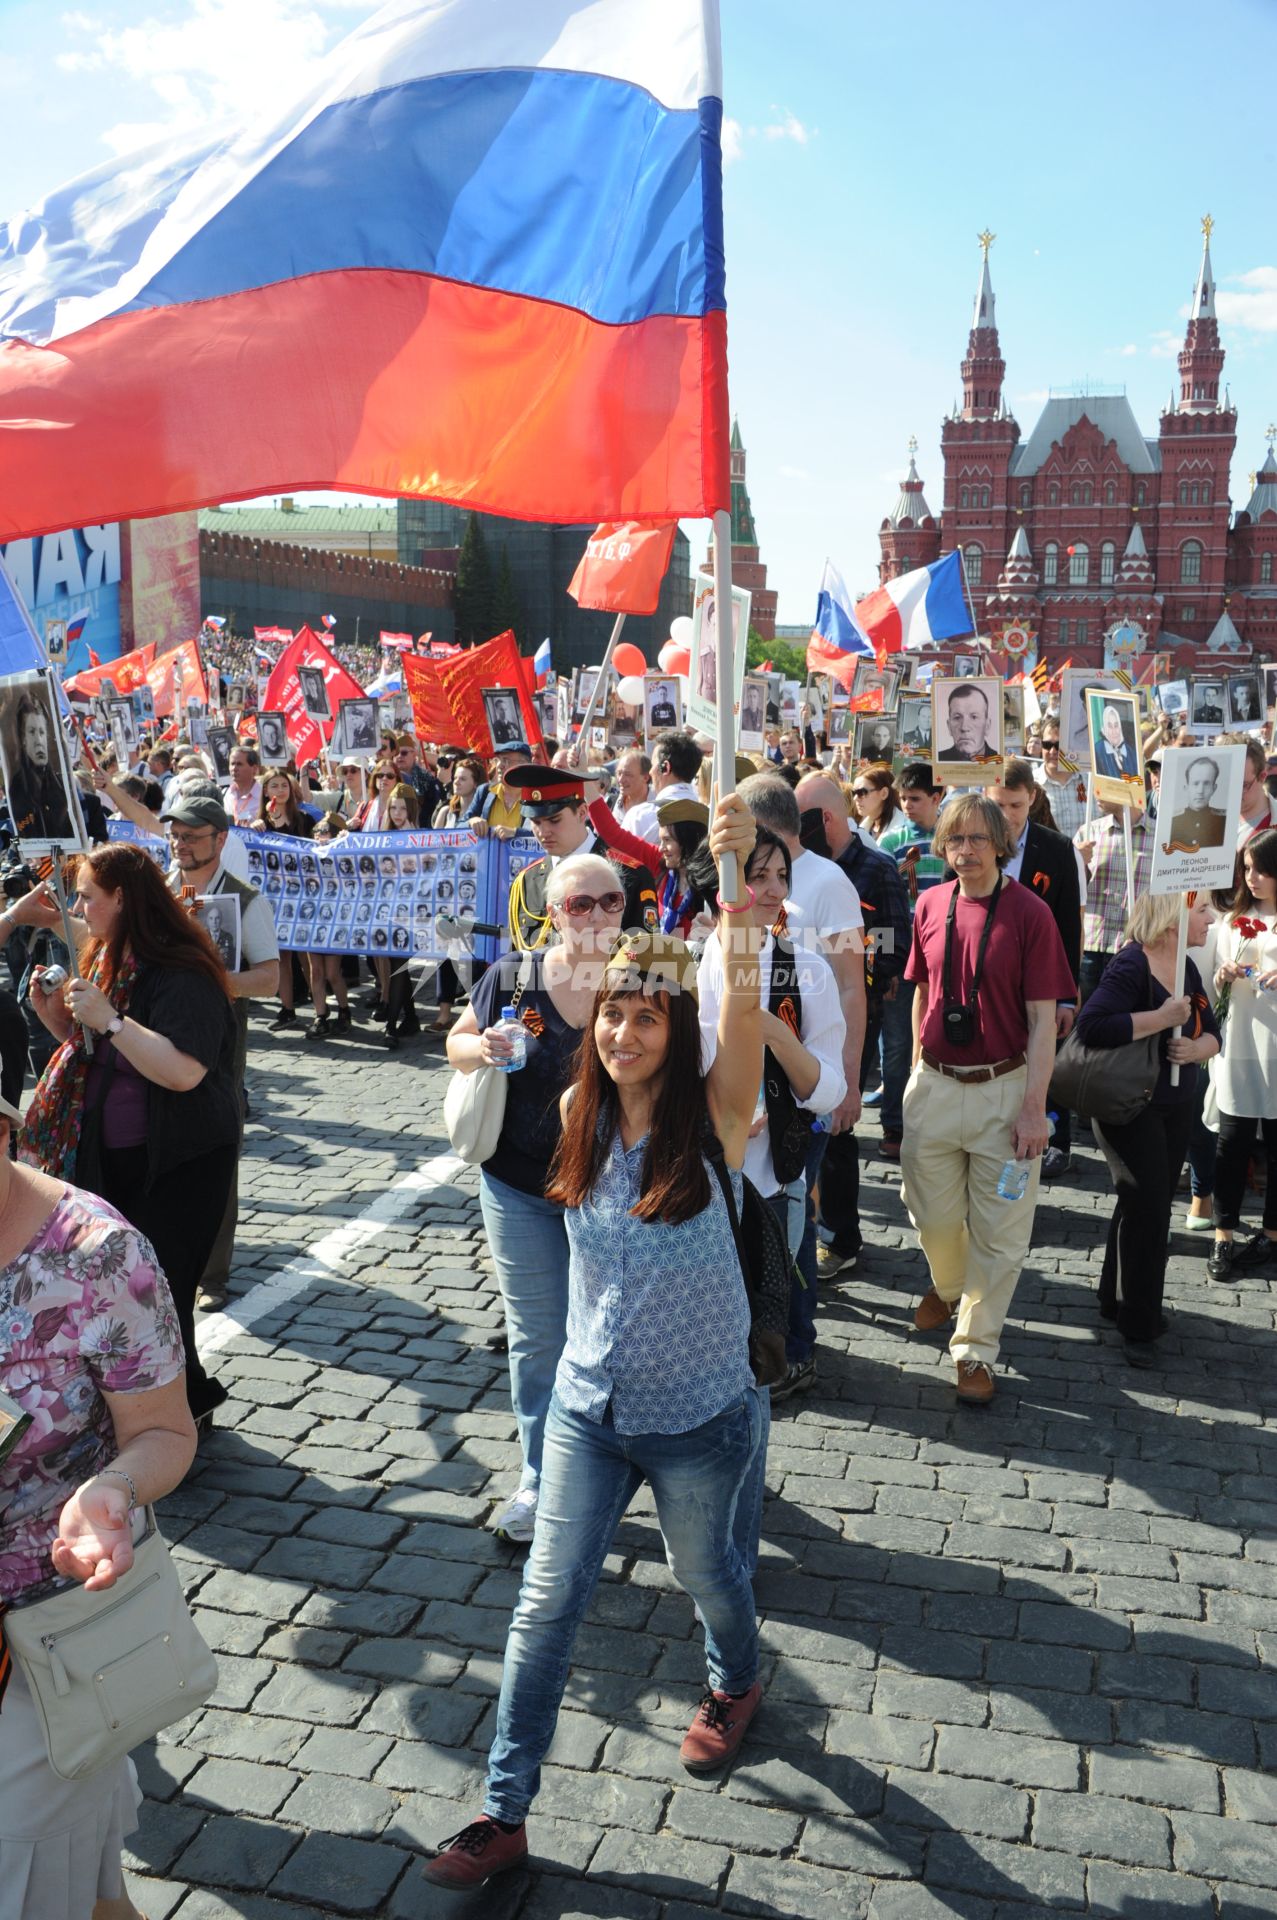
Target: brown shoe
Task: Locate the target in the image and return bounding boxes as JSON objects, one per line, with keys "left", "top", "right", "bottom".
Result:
{"left": 679, "top": 1682, "right": 762, "bottom": 1773}
{"left": 956, "top": 1359, "right": 996, "bottom": 1404}
{"left": 914, "top": 1288, "right": 956, "bottom": 1333}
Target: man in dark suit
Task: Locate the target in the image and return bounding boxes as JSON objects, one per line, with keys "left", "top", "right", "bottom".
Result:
{"left": 989, "top": 759, "right": 1082, "bottom": 1179}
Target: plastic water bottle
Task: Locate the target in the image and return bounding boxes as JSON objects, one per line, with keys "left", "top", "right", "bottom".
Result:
{"left": 996, "top": 1158, "right": 1030, "bottom": 1203}
{"left": 810, "top": 1115, "right": 832, "bottom": 1135}
{"left": 495, "top": 1008, "right": 527, "bottom": 1074}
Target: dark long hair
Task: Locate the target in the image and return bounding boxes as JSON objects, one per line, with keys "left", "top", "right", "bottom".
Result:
{"left": 1234, "top": 828, "right": 1277, "bottom": 918}
{"left": 80, "top": 844, "right": 233, "bottom": 999}
{"left": 547, "top": 983, "right": 711, "bottom": 1223}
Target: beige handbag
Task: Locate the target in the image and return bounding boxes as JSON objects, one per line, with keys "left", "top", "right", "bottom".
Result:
{"left": 442, "top": 959, "right": 530, "bottom": 1166}
{"left": 4, "top": 1509, "right": 217, "bottom": 1780}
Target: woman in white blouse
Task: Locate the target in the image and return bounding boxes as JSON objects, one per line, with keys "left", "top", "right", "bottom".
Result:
{"left": 1208, "top": 830, "right": 1277, "bottom": 1280}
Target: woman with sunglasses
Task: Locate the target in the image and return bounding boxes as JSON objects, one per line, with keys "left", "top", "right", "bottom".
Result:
{"left": 446, "top": 854, "right": 626, "bottom": 1543}
{"left": 849, "top": 763, "right": 901, "bottom": 842}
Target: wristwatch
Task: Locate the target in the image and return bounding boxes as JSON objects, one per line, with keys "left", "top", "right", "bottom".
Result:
{"left": 106, "top": 1014, "right": 124, "bottom": 1037}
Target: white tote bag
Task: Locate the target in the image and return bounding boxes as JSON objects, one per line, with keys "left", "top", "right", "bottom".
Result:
{"left": 442, "top": 958, "right": 530, "bottom": 1166}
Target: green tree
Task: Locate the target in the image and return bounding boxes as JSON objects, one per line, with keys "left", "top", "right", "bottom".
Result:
{"left": 492, "top": 545, "right": 524, "bottom": 647}
{"left": 453, "top": 513, "right": 495, "bottom": 646}
{"left": 745, "top": 630, "right": 808, "bottom": 682}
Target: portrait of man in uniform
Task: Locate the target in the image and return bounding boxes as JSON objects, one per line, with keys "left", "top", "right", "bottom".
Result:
{"left": 1168, "top": 755, "right": 1228, "bottom": 849}
{"left": 933, "top": 678, "right": 1001, "bottom": 768}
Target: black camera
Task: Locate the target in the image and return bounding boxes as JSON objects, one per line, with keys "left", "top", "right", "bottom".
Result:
{"left": 942, "top": 1002, "right": 977, "bottom": 1047}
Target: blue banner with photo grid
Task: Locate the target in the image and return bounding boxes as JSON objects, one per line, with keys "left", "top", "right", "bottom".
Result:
{"left": 108, "top": 818, "right": 545, "bottom": 965}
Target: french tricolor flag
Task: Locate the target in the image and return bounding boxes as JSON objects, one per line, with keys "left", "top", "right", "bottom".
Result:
{"left": 533, "top": 637, "right": 552, "bottom": 687}
{"left": 0, "top": 0, "right": 729, "bottom": 542}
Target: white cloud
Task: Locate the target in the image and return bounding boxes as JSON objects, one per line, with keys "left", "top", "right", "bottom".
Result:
{"left": 1119, "top": 343, "right": 1138, "bottom": 357}
{"left": 1217, "top": 265, "right": 1277, "bottom": 334}
{"left": 763, "top": 109, "right": 814, "bottom": 146}
{"left": 720, "top": 115, "right": 743, "bottom": 166}
{"left": 58, "top": 0, "right": 347, "bottom": 152}
{"left": 1148, "top": 329, "right": 1181, "bottom": 359}
{"left": 779, "top": 464, "right": 812, "bottom": 481}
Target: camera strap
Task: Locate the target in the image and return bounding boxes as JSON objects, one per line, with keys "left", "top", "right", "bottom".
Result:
{"left": 943, "top": 874, "right": 1002, "bottom": 1014}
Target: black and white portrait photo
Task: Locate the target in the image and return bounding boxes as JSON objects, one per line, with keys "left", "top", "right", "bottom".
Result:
{"left": 898, "top": 694, "right": 932, "bottom": 757}
{"left": 206, "top": 726, "right": 236, "bottom": 779}
{"left": 0, "top": 671, "right": 89, "bottom": 852}
{"left": 338, "top": 698, "right": 379, "bottom": 754}
{"left": 482, "top": 687, "right": 523, "bottom": 750}
{"left": 1228, "top": 673, "right": 1262, "bottom": 727}
{"left": 298, "top": 664, "right": 332, "bottom": 722}
{"left": 256, "top": 711, "right": 289, "bottom": 767}
{"left": 195, "top": 893, "right": 242, "bottom": 973}
{"left": 1149, "top": 743, "right": 1246, "bottom": 895}
{"left": 107, "top": 698, "right": 138, "bottom": 754}
{"left": 854, "top": 714, "right": 897, "bottom": 765}
{"left": 931, "top": 675, "right": 1003, "bottom": 777}
{"left": 1191, "top": 679, "right": 1226, "bottom": 729}
{"left": 827, "top": 706, "right": 851, "bottom": 746}
{"left": 644, "top": 675, "right": 681, "bottom": 739}
{"left": 739, "top": 675, "right": 767, "bottom": 752}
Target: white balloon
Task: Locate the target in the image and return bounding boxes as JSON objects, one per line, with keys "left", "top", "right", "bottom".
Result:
{"left": 616, "top": 674, "right": 646, "bottom": 705}
{"left": 668, "top": 615, "right": 694, "bottom": 646}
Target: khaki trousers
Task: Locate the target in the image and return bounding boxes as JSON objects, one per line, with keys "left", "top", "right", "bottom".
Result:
{"left": 899, "top": 1062, "right": 1040, "bottom": 1368}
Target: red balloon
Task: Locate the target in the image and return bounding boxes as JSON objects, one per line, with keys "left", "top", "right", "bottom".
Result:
{"left": 664, "top": 646, "right": 691, "bottom": 678}
{"left": 612, "top": 641, "right": 648, "bottom": 679}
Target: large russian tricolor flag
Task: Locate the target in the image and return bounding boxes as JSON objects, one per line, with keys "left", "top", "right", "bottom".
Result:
{"left": 854, "top": 553, "right": 973, "bottom": 657}
{"left": 0, "top": 0, "right": 728, "bottom": 542}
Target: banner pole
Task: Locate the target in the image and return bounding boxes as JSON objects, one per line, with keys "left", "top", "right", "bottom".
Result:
{"left": 573, "top": 612, "right": 625, "bottom": 768}
{"left": 1169, "top": 893, "right": 1190, "bottom": 1088}
{"left": 1121, "top": 801, "right": 1136, "bottom": 906}
{"left": 712, "top": 506, "right": 738, "bottom": 903}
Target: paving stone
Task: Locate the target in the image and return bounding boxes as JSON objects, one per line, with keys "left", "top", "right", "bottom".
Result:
{"left": 270, "top": 1831, "right": 411, "bottom": 1914}
{"left": 925, "top": 1833, "right": 1087, "bottom": 1908}
{"left": 250, "top": 1665, "right": 376, "bottom": 1727}
{"left": 723, "top": 1853, "right": 871, "bottom": 1917}
{"left": 589, "top": 1828, "right": 730, "bottom": 1902}
{"left": 663, "top": 1787, "right": 798, "bottom": 1855}
{"left": 1173, "top": 1810, "right": 1277, "bottom": 1887}
{"left": 1031, "top": 1789, "right": 1171, "bottom": 1868}
{"left": 1089, "top": 1744, "right": 1221, "bottom": 1811}
{"left": 173, "top": 1814, "right": 301, "bottom": 1888}
{"left": 278, "top": 1774, "right": 396, "bottom": 1836}
{"left": 1087, "top": 1861, "right": 1216, "bottom": 1916}
{"left": 185, "top": 1757, "right": 300, "bottom": 1818}
{"left": 934, "top": 1725, "right": 1081, "bottom": 1791}
{"left": 872, "top": 1672, "right": 988, "bottom": 1726}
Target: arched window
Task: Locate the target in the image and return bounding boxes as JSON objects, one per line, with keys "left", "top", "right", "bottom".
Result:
{"left": 1179, "top": 481, "right": 1190, "bottom": 505}
{"left": 1071, "top": 485, "right": 1081, "bottom": 506}
{"left": 959, "top": 487, "right": 969, "bottom": 508}
{"left": 964, "top": 544, "right": 984, "bottom": 586}
{"left": 1049, "top": 484, "right": 1060, "bottom": 506}
{"left": 1191, "top": 483, "right": 1200, "bottom": 506}
{"left": 1180, "top": 540, "right": 1203, "bottom": 584}
{"left": 1262, "top": 554, "right": 1273, "bottom": 585}
{"left": 1075, "top": 620, "right": 1089, "bottom": 647}
{"left": 1043, "top": 542, "right": 1059, "bottom": 586}
{"left": 1105, "top": 482, "right": 1116, "bottom": 506}
{"left": 1136, "top": 484, "right": 1146, "bottom": 507}
{"left": 1069, "top": 542, "right": 1090, "bottom": 586}
{"left": 981, "top": 487, "right": 991, "bottom": 509}
{"left": 1202, "top": 481, "right": 1211, "bottom": 505}
{"left": 1058, "top": 619, "right": 1070, "bottom": 647}
{"left": 1100, "top": 542, "right": 1116, "bottom": 587}
{"left": 1083, "top": 483, "right": 1093, "bottom": 505}
{"left": 1020, "top": 485, "right": 1031, "bottom": 508}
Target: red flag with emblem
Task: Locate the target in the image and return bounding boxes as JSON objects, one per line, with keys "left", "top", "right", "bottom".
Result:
{"left": 263, "top": 627, "right": 366, "bottom": 763}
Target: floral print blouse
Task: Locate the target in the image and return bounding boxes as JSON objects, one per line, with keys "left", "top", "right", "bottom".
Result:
{"left": 0, "top": 1186, "right": 185, "bottom": 1600}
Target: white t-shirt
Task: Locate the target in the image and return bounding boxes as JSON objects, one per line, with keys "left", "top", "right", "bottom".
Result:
{"left": 620, "top": 799, "right": 660, "bottom": 842}
{"left": 785, "top": 847, "right": 863, "bottom": 956}
{"left": 697, "top": 931, "right": 847, "bottom": 1196}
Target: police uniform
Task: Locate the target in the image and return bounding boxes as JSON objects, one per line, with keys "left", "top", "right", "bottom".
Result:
{"left": 504, "top": 766, "right": 657, "bottom": 950}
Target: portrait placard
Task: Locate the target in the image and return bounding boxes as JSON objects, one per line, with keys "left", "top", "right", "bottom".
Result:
{"left": 1061, "top": 667, "right": 1122, "bottom": 766}
{"left": 0, "top": 670, "right": 90, "bottom": 853}
{"left": 1156, "top": 678, "right": 1189, "bottom": 721}
{"left": 195, "top": 892, "right": 242, "bottom": 973}
{"left": 826, "top": 706, "right": 851, "bottom": 746}
{"left": 854, "top": 714, "right": 898, "bottom": 765}
{"left": 1227, "top": 672, "right": 1262, "bottom": 728}
{"left": 738, "top": 675, "right": 767, "bottom": 753}
{"left": 206, "top": 725, "right": 236, "bottom": 779}
{"left": 1085, "top": 688, "right": 1145, "bottom": 808}
{"left": 298, "top": 665, "right": 332, "bottom": 722}
{"left": 687, "top": 574, "right": 751, "bottom": 744}
{"left": 481, "top": 687, "right": 523, "bottom": 752}
{"left": 1002, "top": 685, "right": 1026, "bottom": 758}
{"left": 897, "top": 694, "right": 932, "bottom": 762}
{"left": 337, "top": 697, "right": 379, "bottom": 756}
{"left": 1189, "top": 676, "right": 1227, "bottom": 733}
{"left": 930, "top": 675, "right": 1003, "bottom": 783}
{"left": 1148, "top": 744, "right": 1246, "bottom": 895}
{"left": 256, "top": 712, "right": 289, "bottom": 767}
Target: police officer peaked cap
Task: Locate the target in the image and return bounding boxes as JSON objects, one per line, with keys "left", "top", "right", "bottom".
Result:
{"left": 502, "top": 764, "right": 587, "bottom": 815}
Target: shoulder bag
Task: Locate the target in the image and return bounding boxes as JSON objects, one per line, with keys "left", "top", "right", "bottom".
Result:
{"left": 1049, "top": 957, "right": 1161, "bottom": 1126}
{"left": 705, "top": 1139, "right": 792, "bottom": 1389}
{"left": 443, "top": 957, "right": 531, "bottom": 1166}
{"left": 4, "top": 1508, "right": 217, "bottom": 1780}
{"left": 764, "top": 938, "right": 819, "bottom": 1185}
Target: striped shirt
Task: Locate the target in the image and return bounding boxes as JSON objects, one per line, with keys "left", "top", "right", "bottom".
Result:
{"left": 1034, "top": 764, "right": 1090, "bottom": 840}
{"left": 878, "top": 819, "right": 946, "bottom": 903}
{"left": 1075, "top": 814, "right": 1156, "bottom": 954}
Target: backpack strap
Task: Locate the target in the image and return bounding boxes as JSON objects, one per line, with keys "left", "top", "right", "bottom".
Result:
{"left": 703, "top": 1133, "right": 748, "bottom": 1274}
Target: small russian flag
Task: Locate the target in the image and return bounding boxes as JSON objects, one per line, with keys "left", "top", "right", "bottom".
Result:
{"left": 203, "top": 613, "right": 227, "bottom": 630}
{"left": 321, "top": 613, "right": 337, "bottom": 630}
{"left": 253, "top": 644, "right": 274, "bottom": 668}
{"left": 65, "top": 610, "right": 90, "bottom": 647}
{"left": 533, "top": 637, "right": 552, "bottom": 687}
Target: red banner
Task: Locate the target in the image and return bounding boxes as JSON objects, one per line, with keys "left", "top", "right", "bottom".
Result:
{"left": 404, "top": 633, "right": 543, "bottom": 754}
{"left": 148, "top": 637, "right": 208, "bottom": 715}
{"left": 65, "top": 646, "right": 154, "bottom": 700}
{"left": 567, "top": 521, "right": 677, "bottom": 616}
{"left": 263, "top": 626, "right": 366, "bottom": 764}
{"left": 254, "top": 625, "right": 294, "bottom": 644}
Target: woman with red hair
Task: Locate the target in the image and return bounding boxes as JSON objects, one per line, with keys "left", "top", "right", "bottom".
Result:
{"left": 19, "top": 844, "right": 240, "bottom": 1425}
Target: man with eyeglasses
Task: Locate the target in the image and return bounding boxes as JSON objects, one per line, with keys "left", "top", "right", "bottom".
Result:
{"left": 901, "top": 791, "right": 1073, "bottom": 1405}
{"left": 502, "top": 766, "right": 657, "bottom": 950}
{"left": 162, "top": 792, "right": 281, "bottom": 1308}
{"left": 1032, "top": 726, "right": 1089, "bottom": 840}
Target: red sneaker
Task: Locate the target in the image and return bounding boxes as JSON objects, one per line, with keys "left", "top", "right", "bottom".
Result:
{"left": 679, "top": 1682, "right": 763, "bottom": 1773}
{"left": 422, "top": 1816, "right": 528, "bottom": 1888}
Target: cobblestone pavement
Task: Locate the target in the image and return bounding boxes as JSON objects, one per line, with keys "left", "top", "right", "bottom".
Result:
{"left": 127, "top": 1017, "right": 1277, "bottom": 1920}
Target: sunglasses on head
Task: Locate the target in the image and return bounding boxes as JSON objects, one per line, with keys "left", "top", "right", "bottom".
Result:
{"left": 560, "top": 891, "right": 625, "bottom": 918}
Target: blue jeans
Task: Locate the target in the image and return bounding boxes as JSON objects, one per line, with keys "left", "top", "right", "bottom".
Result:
{"left": 479, "top": 1170, "right": 571, "bottom": 1492}
{"left": 485, "top": 1389, "right": 765, "bottom": 1822}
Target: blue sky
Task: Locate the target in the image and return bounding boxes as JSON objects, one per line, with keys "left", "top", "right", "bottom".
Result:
{"left": 3, "top": 0, "right": 1276, "bottom": 624}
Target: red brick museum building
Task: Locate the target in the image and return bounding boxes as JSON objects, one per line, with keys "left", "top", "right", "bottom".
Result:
{"left": 878, "top": 224, "right": 1277, "bottom": 668}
